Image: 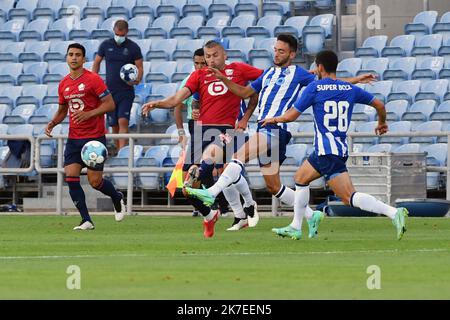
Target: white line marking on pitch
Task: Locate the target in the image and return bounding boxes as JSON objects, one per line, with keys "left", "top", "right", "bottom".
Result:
{"left": 0, "top": 248, "right": 448, "bottom": 260}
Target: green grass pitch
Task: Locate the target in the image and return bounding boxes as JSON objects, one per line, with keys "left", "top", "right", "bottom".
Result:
{"left": 0, "top": 215, "right": 449, "bottom": 299}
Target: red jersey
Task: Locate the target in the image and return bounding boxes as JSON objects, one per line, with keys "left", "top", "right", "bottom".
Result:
{"left": 58, "top": 69, "right": 109, "bottom": 139}
{"left": 185, "top": 62, "right": 263, "bottom": 127}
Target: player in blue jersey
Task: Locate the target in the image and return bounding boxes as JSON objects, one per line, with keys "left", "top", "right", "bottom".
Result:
{"left": 185, "top": 34, "right": 376, "bottom": 236}
{"left": 260, "top": 50, "right": 408, "bottom": 240}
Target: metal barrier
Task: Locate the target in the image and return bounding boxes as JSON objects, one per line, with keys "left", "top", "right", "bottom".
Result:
{"left": 1, "top": 131, "right": 450, "bottom": 215}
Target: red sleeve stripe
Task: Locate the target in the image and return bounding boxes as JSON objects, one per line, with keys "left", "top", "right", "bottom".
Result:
{"left": 65, "top": 177, "right": 80, "bottom": 182}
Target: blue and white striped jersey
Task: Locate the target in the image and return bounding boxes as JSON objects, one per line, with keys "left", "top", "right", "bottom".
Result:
{"left": 293, "top": 78, "right": 375, "bottom": 157}
{"left": 250, "top": 65, "right": 315, "bottom": 130}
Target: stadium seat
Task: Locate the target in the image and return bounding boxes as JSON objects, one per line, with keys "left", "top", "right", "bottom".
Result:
{"left": 393, "top": 143, "right": 421, "bottom": 153}
{"left": 365, "top": 80, "right": 393, "bottom": 103}
{"left": 366, "top": 143, "right": 394, "bottom": 153}
{"left": 146, "top": 61, "right": 177, "bottom": 86}
{"left": 302, "top": 14, "right": 334, "bottom": 54}
{"left": 352, "top": 103, "right": 376, "bottom": 124}
{"left": 247, "top": 15, "right": 282, "bottom": 40}
{"left": 173, "top": 39, "right": 204, "bottom": 63}
{"left": 170, "top": 16, "right": 203, "bottom": 39}
{"left": 388, "top": 80, "right": 421, "bottom": 104}
{"left": 336, "top": 58, "right": 362, "bottom": 78}
{"left": 404, "top": 11, "right": 438, "bottom": 40}
{"left": 381, "top": 35, "right": 416, "bottom": 61}
{"left": 432, "top": 11, "right": 450, "bottom": 43}
{"left": 276, "top": 16, "right": 309, "bottom": 39}
{"left": 19, "top": 19, "right": 50, "bottom": 42}
{"left": 147, "top": 38, "right": 177, "bottom": 62}
{"left": 229, "top": 37, "right": 255, "bottom": 59}
{"left": 383, "top": 57, "right": 417, "bottom": 82}
{"left": 354, "top": 121, "right": 379, "bottom": 146}
{"left": 384, "top": 100, "right": 409, "bottom": 122}
{"left": 0, "top": 0, "right": 15, "bottom": 13}
{"left": 45, "top": 17, "right": 80, "bottom": 41}
{"left": 415, "top": 79, "right": 449, "bottom": 103}
{"left": 208, "top": 3, "right": 233, "bottom": 19}
{"left": 423, "top": 143, "right": 447, "bottom": 166}
{"left": 0, "top": 124, "right": 8, "bottom": 146}
{"left": 3, "top": 42, "right": 26, "bottom": 61}
{"left": 17, "top": 85, "right": 48, "bottom": 107}
{"left": 145, "top": 15, "right": 177, "bottom": 39}
{"left": 410, "top": 120, "right": 442, "bottom": 144}
{"left": 401, "top": 99, "right": 437, "bottom": 128}
{"left": 135, "top": 39, "right": 152, "bottom": 57}
{"left": 0, "top": 63, "right": 24, "bottom": 86}
{"left": 357, "top": 58, "right": 389, "bottom": 80}
{"left": 235, "top": 2, "right": 258, "bottom": 18}
{"left": 411, "top": 34, "right": 443, "bottom": 66}
{"left": 3, "top": 104, "right": 36, "bottom": 125}
{"left": 355, "top": 35, "right": 388, "bottom": 60}
{"left": 412, "top": 56, "right": 445, "bottom": 82}
{"left": 248, "top": 49, "right": 272, "bottom": 70}
{"left": 222, "top": 15, "right": 256, "bottom": 39}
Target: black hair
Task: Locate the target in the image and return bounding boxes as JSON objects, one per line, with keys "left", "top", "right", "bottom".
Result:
{"left": 194, "top": 48, "right": 204, "bottom": 57}
{"left": 114, "top": 19, "right": 129, "bottom": 30}
{"left": 315, "top": 50, "right": 339, "bottom": 73}
{"left": 276, "top": 33, "right": 298, "bottom": 52}
{"left": 67, "top": 43, "right": 86, "bottom": 57}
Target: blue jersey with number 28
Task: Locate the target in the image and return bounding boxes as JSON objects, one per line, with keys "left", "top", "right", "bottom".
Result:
{"left": 293, "top": 78, "right": 375, "bottom": 157}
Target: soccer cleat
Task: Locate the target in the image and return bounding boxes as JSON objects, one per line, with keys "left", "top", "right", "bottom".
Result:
{"left": 392, "top": 207, "right": 408, "bottom": 240}
{"left": 73, "top": 220, "right": 95, "bottom": 230}
{"left": 203, "top": 210, "right": 220, "bottom": 238}
{"left": 244, "top": 202, "right": 259, "bottom": 227}
{"left": 226, "top": 218, "right": 249, "bottom": 231}
{"left": 185, "top": 186, "right": 216, "bottom": 207}
{"left": 184, "top": 165, "right": 200, "bottom": 188}
{"left": 307, "top": 210, "right": 325, "bottom": 238}
{"left": 271, "top": 225, "right": 302, "bottom": 240}
{"left": 113, "top": 192, "right": 126, "bottom": 222}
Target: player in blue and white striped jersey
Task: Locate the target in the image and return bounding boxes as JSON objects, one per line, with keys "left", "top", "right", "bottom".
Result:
{"left": 261, "top": 50, "right": 408, "bottom": 240}
{"left": 186, "top": 34, "right": 376, "bottom": 236}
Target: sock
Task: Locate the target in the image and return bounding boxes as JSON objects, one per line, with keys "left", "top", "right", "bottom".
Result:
{"left": 290, "top": 184, "right": 310, "bottom": 230}
{"left": 199, "top": 160, "right": 215, "bottom": 187}
{"left": 208, "top": 160, "right": 243, "bottom": 197}
{"left": 66, "top": 176, "right": 91, "bottom": 222}
{"left": 188, "top": 198, "right": 211, "bottom": 217}
{"left": 275, "top": 185, "right": 314, "bottom": 219}
{"left": 93, "top": 178, "right": 122, "bottom": 211}
{"left": 350, "top": 192, "right": 397, "bottom": 219}
{"left": 233, "top": 174, "right": 254, "bottom": 207}
{"left": 204, "top": 210, "right": 215, "bottom": 221}
{"left": 223, "top": 185, "right": 246, "bottom": 219}
{"left": 216, "top": 191, "right": 229, "bottom": 213}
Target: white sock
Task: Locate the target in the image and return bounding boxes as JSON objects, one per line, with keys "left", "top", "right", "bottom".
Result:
{"left": 351, "top": 192, "right": 397, "bottom": 219}
{"left": 233, "top": 175, "right": 254, "bottom": 207}
{"left": 223, "top": 185, "right": 246, "bottom": 219}
{"left": 290, "top": 184, "right": 310, "bottom": 230}
{"left": 204, "top": 210, "right": 215, "bottom": 221}
{"left": 208, "top": 160, "right": 243, "bottom": 197}
{"left": 275, "top": 185, "right": 314, "bottom": 219}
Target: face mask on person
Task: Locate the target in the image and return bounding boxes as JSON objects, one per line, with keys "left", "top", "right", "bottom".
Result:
{"left": 114, "top": 35, "right": 126, "bottom": 45}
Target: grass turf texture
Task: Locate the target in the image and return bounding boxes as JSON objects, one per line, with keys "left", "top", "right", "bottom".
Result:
{"left": 0, "top": 215, "right": 449, "bottom": 299}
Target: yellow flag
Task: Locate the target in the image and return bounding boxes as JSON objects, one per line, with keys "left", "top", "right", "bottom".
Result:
{"left": 166, "top": 150, "right": 186, "bottom": 198}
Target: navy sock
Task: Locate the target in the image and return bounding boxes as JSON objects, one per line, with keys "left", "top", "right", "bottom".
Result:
{"left": 199, "top": 160, "right": 215, "bottom": 187}
{"left": 66, "top": 176, "right": 91, "bottom": 222}
{"left": 188, "top": 198, "right": 211, "bottom": 217}
{"left": 93, "top": 178, "right": 122, "bottom": 210}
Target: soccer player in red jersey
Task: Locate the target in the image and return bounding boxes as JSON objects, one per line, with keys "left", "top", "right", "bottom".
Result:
{"left": 45, "top": 43, "right": 126, "bottom": 230}
{"left": 142, "top": 40, "right": 263, "bottom": 237}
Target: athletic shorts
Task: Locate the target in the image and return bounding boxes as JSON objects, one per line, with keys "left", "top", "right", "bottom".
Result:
{"left": 107, "top": 91, "right": 135, "bottom": 126}
{"left": 307, "top": 151, "right": 348, "bottom": 182}
{"left": 64, "top": 136, "right": 107, "bottom": 171}
{"left": 256, "top": 123, "right": 292, "bottom": 167}
{"left": 182, "top": 124, "right": 248, "bottom": 172}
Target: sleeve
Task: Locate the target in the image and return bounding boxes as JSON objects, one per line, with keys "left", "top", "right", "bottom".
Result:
{"left": 293, "top": 82, "right": 316, "bottom": 113}
{"left": 353, "top": 85, "right": 375, "bottom": 105}
{"left": 133, "top": 42, "right": 143, "bottom": 61}
{"left": 297, "top": 67, "right": 316, "bottom": 87}
{"left": 58, "top": 81, "right": 66, "bottom": 105}
{"left": 239, "top": 63, "right": 264, "bottom": 81}
{"left": 184, "top": 70, "right": 200, "bottom": 95}
{"left": 97, "top": 40, "right": 106, "bottom": 58}
{"left": 93, "top": 74, "right": 110, "bottom": 98}
{"left": 192, "top": 92, "right": 200, "bottom": 101}
{"left": 250, "top": 68, "right": 270, "bottom": 93}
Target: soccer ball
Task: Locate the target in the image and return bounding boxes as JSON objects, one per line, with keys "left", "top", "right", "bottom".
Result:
{"left": 81, "top": 141, "right": 108, "bottom": 170}
{"left": 120, "top": 63, "right": 139, "bottom": 83}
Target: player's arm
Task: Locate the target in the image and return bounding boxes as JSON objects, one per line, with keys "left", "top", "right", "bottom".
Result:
{"left": 370, "top": 98, "right": 388, "bottom": 135}
{"left": 259, "top": 107, "right": 301, "bottom": 127}
{"left": 339, "top": 73, "right": 377, "bottom": 84}
{"left": 208, "top": 67, "right": 256, "bottom": 99}
{"left": 174, "top": 102, "right": 188, "bottom": 148}
{"left": 72, "top": 94, "right": 115, "bottom": 124}
{"left": 236, "top": 93, "right": 259, "bottom": 131}
{"left": 91, "top": 54, "right": 103, "bottom": 74}
{"left": 142, "top": 87, "right": 191, "bottom": 116}
{"left": 45, "top": 104, "right": 68, "bottom": 137}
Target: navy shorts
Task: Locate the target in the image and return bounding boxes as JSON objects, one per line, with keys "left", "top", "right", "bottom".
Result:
{"left": 107, "top": 91, "right": 135, "bottom": 126}
{"left": 183, "top": 124, "right": 248, "bottom": 172}
{"left": 256, "top": 124, "right": 292, "bottom": 167}
{"left": 307, "top": 151, "right": 348, "bottom": 182}
{"left": 64, "top": 136, "right": 107, "bottom": 171}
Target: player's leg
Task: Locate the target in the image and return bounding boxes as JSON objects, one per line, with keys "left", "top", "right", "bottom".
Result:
{"left": 87, "top": 169, "right": 126, "bottom": 222}
{"left": 222, "top": 184, "right": 249, "bottom": 231}
{"left": 116, "top": 92, "right": 134, "bottom": 150}
{"left": 64, "top": 139, "right": 93, "bottom": 230}
{"left": 327, "top": 172, "right": 408, "bottom": 240}
{"left": 272, "top": 160, "right": 321, "bottom": 240}
{"left": 106, "top": 99, "right": 120, "bottom": 151}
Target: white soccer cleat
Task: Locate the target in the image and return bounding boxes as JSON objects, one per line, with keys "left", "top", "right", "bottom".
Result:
{"left": 114, "top": 197, "right": 126, "bottom": 222}
{"left": 73, "top": 220, "right": 95, "bottom": 230}
{"left": 226, "top": 218, "right": 249, "bottom": 231}
{"left": 244, "top": 202, "right": 259, "bottom": 227}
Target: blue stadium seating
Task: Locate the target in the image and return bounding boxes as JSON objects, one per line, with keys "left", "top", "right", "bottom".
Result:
{"left": 412, "top": 56, "right": 445, "bottom": 82}
{"left": 355, "top": 35, "right": 388, "bottom": 60}
{"left": 416, "top": 79, "right": 449, "bottom": 103}
{"left": 383, "top": 57, "right": 417, "bottom": 81}
{"left": 274, "top": 16, "right": 309, "bottom": 39}
{"left": 402, "top": 99, "right": 437, "bottom": 128}
{"left": 222, "top": 15, "right": 256, "bottom": 39}
{"left": 410, "top": 120, "right": 442, "bottom": 144}
{"left": 388, "top": 80, "right": 421, "bottom": 104}
{"left": 385, "top": 100, "right": 409, "bottom": 122}
{"left": 381, "top": 35, "right": 416, "bottom": 61}
{"left": 357, "top": 57, "right": 389, "bottom": 80}
{"left": 404, "top": 11, "right": 438, "bottom": 40}
{"left": 336, "top": 58, "right": 362, "bottom": 78}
